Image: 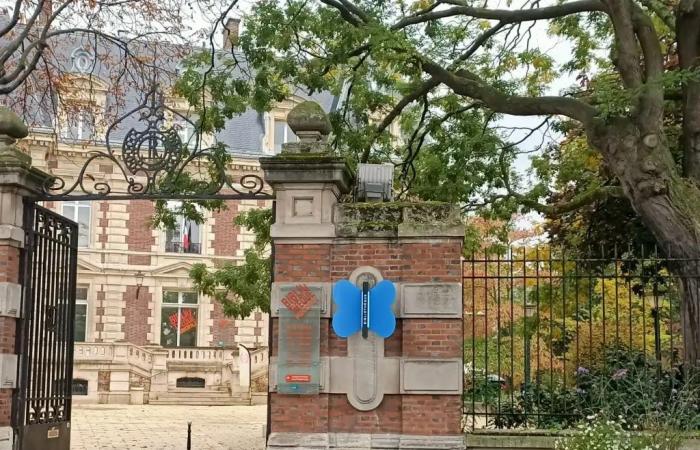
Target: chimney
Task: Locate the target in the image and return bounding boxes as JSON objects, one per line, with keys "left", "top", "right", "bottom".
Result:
{"left": 223, "top": 18, "right": 240, "bottom": 51}
{"left": 40, "top": 0, "right": 53, "bottom": 21}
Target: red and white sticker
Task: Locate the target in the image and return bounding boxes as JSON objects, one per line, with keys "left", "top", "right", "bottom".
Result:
{"left": 285, "top": 374, "right": 312, "bottom": 383}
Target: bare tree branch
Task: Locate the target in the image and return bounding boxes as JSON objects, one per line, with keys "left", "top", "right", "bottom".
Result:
{"left": 510, "top": 185, "right": 625, "bottom": 215}
{"left": 421, "top": 58, "right": 598, "bottom": 125}
{"left": 392, "top": 0, "right": 607, "bottom": 29}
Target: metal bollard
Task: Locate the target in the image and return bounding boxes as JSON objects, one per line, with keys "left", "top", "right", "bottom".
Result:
{"left": 187, "top": 421, "right": 192, "bottom": 450}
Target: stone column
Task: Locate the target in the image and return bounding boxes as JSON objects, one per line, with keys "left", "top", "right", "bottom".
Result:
{"left": 262, "top": 102, "right": 465, "bottom": 450}
{"left": 0, "top": 108, "right": 50, "bottom": 450}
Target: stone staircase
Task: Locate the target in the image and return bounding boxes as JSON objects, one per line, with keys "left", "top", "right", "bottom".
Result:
{"left": 149, "top": 387, "right": 250, "bottom": 406}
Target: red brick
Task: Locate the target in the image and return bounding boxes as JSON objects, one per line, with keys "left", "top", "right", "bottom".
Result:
{"left": 211, "top": 301, "right": 237, "bottom": 346}
{"left": 329, "top": 394, "right": 401, "bottom": 433}
{"left": 126, "top": 200, "right": 155, "bottom": 251}
{"left": 0, "top": 245, "right": 18, "bottom": 426}
{"left": 0, "top": 389, "right": 10, "bottom": 426}
{"left": 0, "top": 245, "right": 19, "bottom": 283}
{"left": 269, "top": 393, "right": 329, "bottom": 432}
{"left": 123, "top": 285, "right": 151, "bottom": 345}
{"left": 403, "top": 320, "right": 462, "bottom": 358}
{"left": 402, "top": 395, "right": 462, "bottom": 435}
{"left": 271, "top": 237, "right": 463, "bottom": 437}
{"left": 212, "top": 202, "right": 239, "bottom": 256}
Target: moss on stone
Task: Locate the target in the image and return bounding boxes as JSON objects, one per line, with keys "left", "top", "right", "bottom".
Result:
{"left": 0, "top": 107, "right": 28, "bottom": 139}
{"left": 336, "top": 201, "right": 463, "bottom": 237}
{"left": 0, "top": 146, "right": 32, "bottom": 169}
{"left": 287, "top": 101, "right": 332, "bottom": 135}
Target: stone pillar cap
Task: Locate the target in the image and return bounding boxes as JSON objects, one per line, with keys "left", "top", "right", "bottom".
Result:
{"left": 0, "top": 107, "right": 29, "bottom": 139}
{"left": 287, "top": 101, "right": 332, "bottom": 141}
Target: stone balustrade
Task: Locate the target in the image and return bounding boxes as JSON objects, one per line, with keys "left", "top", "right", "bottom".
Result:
{"left": 165, "top": 347, "right": 238, "bottom": 367}
{"left": 72, "top": 342, "right": 268, "bottom": 404}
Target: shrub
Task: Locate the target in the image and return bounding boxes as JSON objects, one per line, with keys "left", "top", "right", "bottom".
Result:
{"left": 554, "top": 418, "right": 680, "bottom": 450}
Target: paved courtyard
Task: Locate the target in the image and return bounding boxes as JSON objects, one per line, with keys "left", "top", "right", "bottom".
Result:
{"left": 71, "top": 404, "right": 267, "bottom": 449}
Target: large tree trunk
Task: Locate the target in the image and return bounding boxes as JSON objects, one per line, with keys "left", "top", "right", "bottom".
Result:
{"left": 589, "top": 118, "right": 700, "bottom": 368}
{"left": 680, "top": 275, "right": 700, "bottom": 369}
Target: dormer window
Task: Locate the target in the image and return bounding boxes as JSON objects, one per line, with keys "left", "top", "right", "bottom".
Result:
{"left": 61, "top": 109, "right": 95, "bottom": 141}
{"left": 173, "top": 116, "right": 197, "bottom": 150}
{"left": 274, "top": 118, "right": 297, "bottom": 153}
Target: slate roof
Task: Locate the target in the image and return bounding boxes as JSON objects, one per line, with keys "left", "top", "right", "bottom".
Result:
{"left": 1, "top": 22, "right": 339, "bottom": 159}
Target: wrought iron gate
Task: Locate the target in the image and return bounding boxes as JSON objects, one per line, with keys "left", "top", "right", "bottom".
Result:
{"left": 14, "top": 202, "right": 78, "bottom": 450}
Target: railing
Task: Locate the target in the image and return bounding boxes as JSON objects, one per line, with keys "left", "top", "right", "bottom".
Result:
{"left": 165, "top": 347, "right": 237, "bottom": 365}
{"left": 165, "top": 242, "right": 202, "bottom": 254}
{"left": 74, "top": 342, "right": 156, "bottom": 373}
{"left": 463, "top": 247, "right": 696, "bottom": 431}
{"left": 249, "top": 347, "right": 268, "bottom": 376}
{"left": 74, "top": 343, "right": 115, "bottom": 362}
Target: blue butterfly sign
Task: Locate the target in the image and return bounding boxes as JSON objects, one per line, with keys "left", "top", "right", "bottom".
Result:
{"left": 332, "top": 279, "right": 397, "bottom": 339}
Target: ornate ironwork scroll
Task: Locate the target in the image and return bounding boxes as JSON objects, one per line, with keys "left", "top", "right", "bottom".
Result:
{"left": 39, "top": 86, "right": 271, "bottom": 201}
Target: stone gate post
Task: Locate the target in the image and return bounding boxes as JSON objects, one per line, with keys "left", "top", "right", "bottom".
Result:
{"left": 262, "top": 102, "right": 465, "bottom": 450}
{"left": 0, "top": 109, "right": 49, "bottom": 450}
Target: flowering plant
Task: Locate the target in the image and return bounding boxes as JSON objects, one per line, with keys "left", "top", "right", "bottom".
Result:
{"left": 554, "top": 417, "right": 678, "bottom": 450}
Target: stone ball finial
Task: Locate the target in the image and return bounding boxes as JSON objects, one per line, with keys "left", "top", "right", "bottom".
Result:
{"left": 0, "top": 107, "right": 28, "bottom": 140}
{"left": 287, "top": 101, "right": 332, "bottom": 139}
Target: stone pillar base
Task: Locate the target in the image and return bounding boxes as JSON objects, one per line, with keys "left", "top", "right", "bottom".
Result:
{"left": 0, "top": 426, "right": 12, "bottom": 450}
{"left": 267, "top": 432, "right": 465, "bottom": 449}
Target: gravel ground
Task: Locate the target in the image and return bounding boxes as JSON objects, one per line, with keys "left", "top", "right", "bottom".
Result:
{"left": 71, "top": 404, "right": 267, "bottom": 450}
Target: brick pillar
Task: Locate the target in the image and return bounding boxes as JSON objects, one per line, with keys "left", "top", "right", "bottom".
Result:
{"left": 0, "top": 108, "right": 51, "bottom": 449}
{"left": 262, "top": 102, "right": 465, "bottom": 450}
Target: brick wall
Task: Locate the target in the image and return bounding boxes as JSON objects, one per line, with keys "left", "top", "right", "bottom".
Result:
{"left": 269, "top": 394, "right": 329, "bottom": 433}
{"left": 0, "top": 244, "right": 19, "bottom": 426}
{"left": 329, "top": 394, "right": 402, "bottom": 433}
{"left": 126, "top": 201, "right": 154, "bottom": 264}
{"left": 212, "top": 202, "right": 239, "bottom": 256}
{"left": 402, "top": 395, "right": 462, "bottom": 435}
{"left": 271, "top": 238, "right": 463, "bottom": 437}
{"left": 0, "top": 244, "right": 19, "bottom": 283}
{"left": 122, "top": 285, "right": 151, "bottom": 345}
{"left": 211, "top": 301, "right": 237, "bottom": 346}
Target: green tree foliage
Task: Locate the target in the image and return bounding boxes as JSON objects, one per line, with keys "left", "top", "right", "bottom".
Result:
{"left": 172, "top": 0, "right": 700, "bottom": 367}
{"left": 189, "top": 208, "right": 272, "bottom": 318}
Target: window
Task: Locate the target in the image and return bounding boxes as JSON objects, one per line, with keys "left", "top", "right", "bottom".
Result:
{"left": 160, "top": 291, "right": 198, "bottom": 347}
{"left": 61, "top": 109, "right": 95, "bottom": 141}
{"left": 62, "top": 201, "right": 91, "bottom": 247}
{"left": 74, "top": 286, "right": 88, "bottom": 342}
{"left": 173, "top": 116, "right": 197, "bottom": 149}
{"left": 72, "top": 379, "right": 88, "bottom": 396}
{"left": 164, "top": 215, "right": 201, "bottom": 254}
{"left": 273, "top": 119, "right": 297, "bottom": 154}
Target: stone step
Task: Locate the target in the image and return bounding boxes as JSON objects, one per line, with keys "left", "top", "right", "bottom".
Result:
{"left": 157, "top": 391, "right": 235, "bottom": 397}
{"left": 167, "top": 387, "right": 229, "bottom": 394}
{"left": 148, "top": 398, "right": 250, "bottom": 406}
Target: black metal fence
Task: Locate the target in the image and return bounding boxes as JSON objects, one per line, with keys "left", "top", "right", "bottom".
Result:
{"left": 462, "top": 247, "right": 697, "bottom": 430}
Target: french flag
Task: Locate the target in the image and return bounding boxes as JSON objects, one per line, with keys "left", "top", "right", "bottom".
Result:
{"left": 182, "top": 221, "right": 191, "bottom": 251}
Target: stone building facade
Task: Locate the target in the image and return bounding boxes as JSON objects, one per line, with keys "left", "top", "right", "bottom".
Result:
{"left": 0, "top": 16, "right": 339, "bottom": 406}
{"left": 17, "top": 128, "right": 274, "bottom": 404}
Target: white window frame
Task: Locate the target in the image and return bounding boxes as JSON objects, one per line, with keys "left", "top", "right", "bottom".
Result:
{"left": 61, "top": 200, "right": 91, "bottom": 248}
{"left": 272, "top": 118, "right": 297, "bottom": 154}
{"left": 173, "top": 115, "right": 197, "bottom": 150}
{"left": 161, "top": 291, "right": 199, "bottom": 347}
{"left": 163, "top": 201, "right": 203, "bottom": 254}
{"left": 60, "top": 109, "right": 95, "bottom": 141}
{"left": 75, "top": 285, "right": 89, "bottom": 343}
